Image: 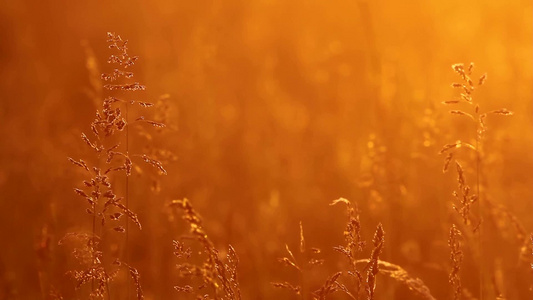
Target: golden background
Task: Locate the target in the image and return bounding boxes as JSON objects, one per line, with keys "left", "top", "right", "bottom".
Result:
{"left": 0, "top": 0, "right": 531, "bottom": 299}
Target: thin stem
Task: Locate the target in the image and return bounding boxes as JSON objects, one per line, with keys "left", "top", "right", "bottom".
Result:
{"left": 300, "top": 250, "right": 307, "bottom": 300}
{"left": 92, "top": 195, "right": 97, "bottom": 293}
{"left": 476, "top": 116, "right": 483, "bottom": 299}
{"left": 125, "top": 101, "right": 130, "bottom": 299}
{"left": 106, "top": 275, "right": 112, "bottom": 300}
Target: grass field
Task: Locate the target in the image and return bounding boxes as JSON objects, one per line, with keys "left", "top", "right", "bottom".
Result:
{"left": 0, "top": 1, "right": 531, "bottom": 299}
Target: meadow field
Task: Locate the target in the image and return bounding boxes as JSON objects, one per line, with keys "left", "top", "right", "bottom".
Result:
{"left": 0, "top": 1, "right": 532, "bottom": 299}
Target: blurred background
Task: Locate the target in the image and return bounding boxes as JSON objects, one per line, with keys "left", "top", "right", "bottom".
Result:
{"left": 0, "top": 0, "right": 532, "bottom": 299}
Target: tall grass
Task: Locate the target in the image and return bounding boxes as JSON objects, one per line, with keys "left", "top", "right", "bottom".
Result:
{"left": 272, "top": 198, "right": 435, "bottom": 300}
{"left": 60, "top": 33, "right": 166, "bottom": 299}
{"left": 441, "top": 63, "right": 515, "bottom": 299}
